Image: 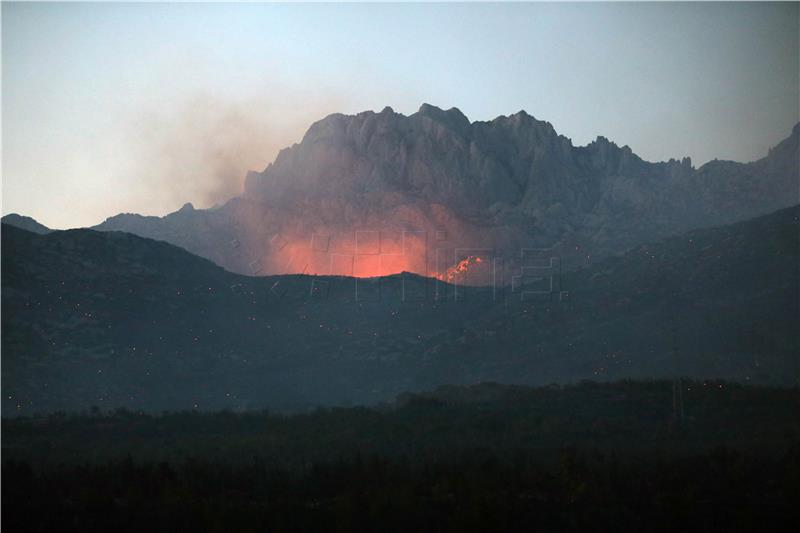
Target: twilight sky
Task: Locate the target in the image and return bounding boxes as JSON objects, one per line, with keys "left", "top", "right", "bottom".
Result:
{"left": 2, "top": 2, "right": 798, "bottom": 229}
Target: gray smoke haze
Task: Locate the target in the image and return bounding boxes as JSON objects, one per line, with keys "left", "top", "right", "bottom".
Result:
{"left": 126, "top": 89, "right": 349, "bottom": 210}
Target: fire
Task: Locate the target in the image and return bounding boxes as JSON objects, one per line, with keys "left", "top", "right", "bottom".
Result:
{"left": 241, "top": 224, "right": 496, "bottom": 283}
{"left": 259, "top": 231, "right": 430, "bottom": 278}
{"left": 438, "top": 255, "right": 484, "bottom": 282}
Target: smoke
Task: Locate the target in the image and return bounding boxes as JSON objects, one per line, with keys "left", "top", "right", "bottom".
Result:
{"left": 126, "top": 88, "right": 349, "bottom": 211}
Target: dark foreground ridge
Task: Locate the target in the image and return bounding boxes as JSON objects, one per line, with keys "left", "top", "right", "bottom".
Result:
{"left": 3, "top": 381, "right": 800, "bottom": 532}
{"left": 2, "top": 205, "right": 799, "bottom": 415}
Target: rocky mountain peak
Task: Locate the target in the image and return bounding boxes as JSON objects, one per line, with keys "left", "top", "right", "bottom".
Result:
{"left": 415, "top": 103, "right": 471, "bottom": 134}
{"left": 96, "top": 106, "right": 800, "bottom": 279}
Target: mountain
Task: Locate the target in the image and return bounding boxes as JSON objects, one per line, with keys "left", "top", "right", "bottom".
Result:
{"left": 1, "top": 214, "right": 50, "bottom": 235}
{"left": 94, "top": 105, "right": 800, "bottom": 278}
{"left": 3, "top": 206, "right": 797, "bottom": 415}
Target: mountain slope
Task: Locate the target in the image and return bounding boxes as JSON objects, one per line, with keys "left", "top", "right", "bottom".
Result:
{"left": 1, "top": 214, "right": 50, "bottom": 235}
{"left": 3, "top": 206, "right": 798, "bottom": 415}
{"left": 94, "top": 106, "right": 800, "bottom": 277}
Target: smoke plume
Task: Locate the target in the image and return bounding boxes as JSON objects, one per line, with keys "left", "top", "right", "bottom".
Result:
{"left": 126, "top": 88, "right": 348, "bottom": 211}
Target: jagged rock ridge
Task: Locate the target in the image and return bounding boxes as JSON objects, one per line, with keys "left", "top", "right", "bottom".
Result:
{"left": 94, "top": 105, "right": 800, "bottom": 277}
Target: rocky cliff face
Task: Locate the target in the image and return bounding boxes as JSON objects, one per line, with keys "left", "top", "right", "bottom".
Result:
{"left": 95, "top": 105, "right": 799, "bottom": 279}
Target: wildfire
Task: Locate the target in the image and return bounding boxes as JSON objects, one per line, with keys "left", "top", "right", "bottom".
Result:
{"left": 438, "top": 256, "right": 483, "bottom": 282}
{"left": 245, "top": 229, "right": 495, "bottom": 282}
{"left": 262, "top": 233, "right": 430, "bottom": 278}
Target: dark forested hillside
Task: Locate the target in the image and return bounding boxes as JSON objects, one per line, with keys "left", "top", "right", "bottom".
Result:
{"left": 2, "top": 206, "right": 798, "bottom": 415}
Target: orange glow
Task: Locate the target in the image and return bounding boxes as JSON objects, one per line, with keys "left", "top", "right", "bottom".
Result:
{"left": 260, "top": 231, "right": 431, "bottom": 278}
{"left": 438, "top": 255, "right": 485, "bottom": 283}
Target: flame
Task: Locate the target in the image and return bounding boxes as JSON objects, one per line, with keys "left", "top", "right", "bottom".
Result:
{"left": 438, "top": 255, "right": 484, "bottom": 282}
{"left": 238, "top": 218, "right": 498, "bottom": 282}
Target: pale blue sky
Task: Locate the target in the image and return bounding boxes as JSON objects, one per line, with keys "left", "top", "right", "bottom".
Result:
{"left": 3, "top": 2, "right": 798, "bottom": 228}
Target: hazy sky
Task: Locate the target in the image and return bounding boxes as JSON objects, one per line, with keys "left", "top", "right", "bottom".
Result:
{"left": 3, "top": 2, "right": 798, "bottom": 229}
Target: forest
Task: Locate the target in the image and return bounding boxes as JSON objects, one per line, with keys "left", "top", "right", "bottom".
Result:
{"left": 4, "top": 380, "right": 799, "bottom": 532}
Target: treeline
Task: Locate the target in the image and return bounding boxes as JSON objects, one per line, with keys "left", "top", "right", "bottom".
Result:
{"left": 3, "top": 380, "right": 800, "bottom": 531}
{"left": 4, "top": 380, "right": 799, "bottom": 467}
{"left": 4, "top": 447, "right": 799, "bottom": 532}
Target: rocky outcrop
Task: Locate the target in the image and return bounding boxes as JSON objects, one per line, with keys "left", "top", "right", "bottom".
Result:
{"left": 94, "top": 105, "right": 800, "bottom": 278}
